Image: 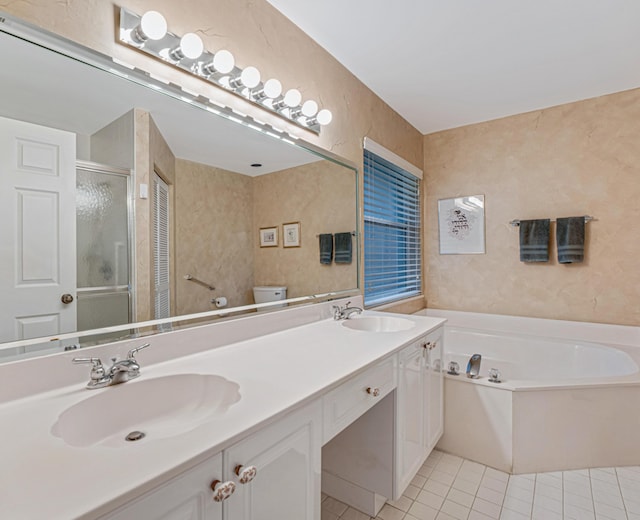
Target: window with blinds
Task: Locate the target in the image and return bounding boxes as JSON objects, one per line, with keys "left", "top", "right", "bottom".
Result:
{"left": 364, "top": 148, "right": 422, "bottom": 307}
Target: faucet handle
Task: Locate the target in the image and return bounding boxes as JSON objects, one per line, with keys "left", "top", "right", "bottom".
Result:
{"left": 72, "top": 357, "right": 106, "bottom": 382}
{"left": 127, "top": 343, "right": 150, "bottom": 360}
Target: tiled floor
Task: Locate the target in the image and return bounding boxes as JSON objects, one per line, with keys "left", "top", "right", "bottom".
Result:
{"left": 321, "top": 450, "right": 640, "bottom": 520}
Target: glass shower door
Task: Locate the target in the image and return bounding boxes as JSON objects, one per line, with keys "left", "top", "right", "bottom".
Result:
{"left": 76, "top": 163, "right": 132, "bottom": 332}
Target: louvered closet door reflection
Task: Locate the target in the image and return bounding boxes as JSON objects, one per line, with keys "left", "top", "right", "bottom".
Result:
{"left": 153, "top": 173, "right": 170, "bottom": 319}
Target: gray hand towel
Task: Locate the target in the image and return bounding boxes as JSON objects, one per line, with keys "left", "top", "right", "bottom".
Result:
{"left": 319, "top": 234, "right": 333, "bottom": 264}
{"left": 519, "top": 219, "right": 550, "bottom": 262}
{"left": 334, "top": 232, "right": 352, "bottom": 264}
{"left": 556, "top": 217, "right": 585, "bottom": 264}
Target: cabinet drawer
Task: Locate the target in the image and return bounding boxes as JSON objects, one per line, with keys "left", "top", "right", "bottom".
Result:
{"left": 322, "top": 357, "right": 396, "bottom": 444}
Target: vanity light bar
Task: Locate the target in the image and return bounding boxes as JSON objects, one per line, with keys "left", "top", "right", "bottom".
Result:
{"left": 118, "top": 7, "right": 332, "bottom": 134}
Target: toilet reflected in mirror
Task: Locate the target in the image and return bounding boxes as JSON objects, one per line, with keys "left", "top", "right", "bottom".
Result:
{"left": 253, "top": 286, "right": 288, "bottom": 311}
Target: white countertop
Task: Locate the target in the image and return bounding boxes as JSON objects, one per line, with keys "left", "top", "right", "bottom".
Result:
{"left": 0, "top": 310, "right": 445, "bottom": 520}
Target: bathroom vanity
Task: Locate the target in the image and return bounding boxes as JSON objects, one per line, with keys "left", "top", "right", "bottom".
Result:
{"left": 0, "top": 298, "right": 444, "bottom": 519}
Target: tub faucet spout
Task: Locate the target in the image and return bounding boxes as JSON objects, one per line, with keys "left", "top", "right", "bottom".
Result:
{"left": 466, "top": 353, "right": 482, "bottom": 379}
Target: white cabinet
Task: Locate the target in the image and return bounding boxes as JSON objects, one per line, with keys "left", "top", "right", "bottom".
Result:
{"left": 224, "top": 400, "right": 322, "bottom": 520}
{"left": 102, "top": 401, "right": 321, "bottom": 520}
{"left": 322, "top": 357, "right": 396, "bottom": 444}
{"left": 395, "top": 326, "right": 444, "bottom": 497}
{"left": 102, "top": 452, "right": 225, "bottom": 520}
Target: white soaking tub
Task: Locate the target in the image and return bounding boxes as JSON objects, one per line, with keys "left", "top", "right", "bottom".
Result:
{"left": 415, "top": 309, "right": 640, "bottom": 474}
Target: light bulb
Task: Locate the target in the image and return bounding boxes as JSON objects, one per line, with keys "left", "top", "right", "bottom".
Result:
{"left": 316, "top": 109, "right": 333, "bottom": 126}
{"left": 263, "top": 79, "right": 282, "bottom": 99}
{"left": 213, "top": 50, "right": 235, "bottom": 74}
{"left": 179, "top": 33, "right": 204, "bottom": 60}
{"left": 301, "top": 100, "right": 318, "bottom": 118}
{"left": 133, "top": 11, "right": 167, "bottom": 43}
{"left": 283, "top": 89, "right": 302, "bottom": 108}
{"left": 240, "top": 66, "right": 261, "bottom": 89}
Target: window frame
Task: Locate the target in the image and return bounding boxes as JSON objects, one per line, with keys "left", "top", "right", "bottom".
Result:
{"left": 363, "top": 138, "right": 423, "bottom": 308}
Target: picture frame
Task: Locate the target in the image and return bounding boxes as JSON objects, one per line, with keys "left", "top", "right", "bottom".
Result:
{"left": 282, "top": 222, "right": 301, "bottom": 248}
{"left": 438, "top": 195, "right": 486, "bottom": 254}
{"left": 259, "top": 226, "right": 278, "bottom": 247}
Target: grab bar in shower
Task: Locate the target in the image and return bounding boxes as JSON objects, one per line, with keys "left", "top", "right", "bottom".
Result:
{"left": 184, "top": 274, "right": 215, "bottom": 291}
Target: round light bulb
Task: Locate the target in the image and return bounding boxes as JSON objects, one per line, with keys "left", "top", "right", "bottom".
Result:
{"left": 180, "top": 33, "right": 204, "bottom": 60}
{"left": 301, "top": 100, "right": 318, "bottom": 118}
{"left": 263, "top": 79, "right": 282, "bottom": 99}
{"left": 316, "top": 109, "right": 333, "bottom": 126}
{"left": 240, "top": 66, "right": 261, "bottom": 89}
{"left": 283, "top": 88, "right": 302, "bottom": 108}
{"left": 139, "top": 11, "right": 167, "bottom": 41}
{"left": 213, "top": 50, "right": 235, "bottom": 74}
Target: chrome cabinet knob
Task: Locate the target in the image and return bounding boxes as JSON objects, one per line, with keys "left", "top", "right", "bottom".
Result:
{"left": 211, "top": 480, "right": 236, "bottom": 502}
{"left": 234, "top": 464, "right": 258, "bottom": 484}
{"left": 366, "top": 387, "right": 380, "bottom": 397}
{"left": 61, "top": 293, "right": 74, "bottom": 304}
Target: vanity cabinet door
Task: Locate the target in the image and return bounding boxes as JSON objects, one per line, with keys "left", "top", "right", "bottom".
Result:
{"left": 395, "top": 325, "right": 445, "bottom": 499}
{"left": 100, "top": 452, "right": 224, "bottom": 520}
{"left": 395, "top": 339, "right": 428, "bottom": 497}
{"left": 223, "top": 400, "right": 322, "bottom": 520}
{"left": 425, "top": 327, "right": 444, "bottom": 453}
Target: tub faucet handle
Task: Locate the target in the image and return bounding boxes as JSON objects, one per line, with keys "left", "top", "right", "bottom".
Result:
{"left": 489, "top": 368, "right": 502, "bottom": 383}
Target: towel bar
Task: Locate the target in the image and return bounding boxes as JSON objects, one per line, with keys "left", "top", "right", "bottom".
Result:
{"left": 184, "top": 274, "right": 215, "bottom": 290}
{"left": 509, "top": 216, "right": 594, "bottom": 227}
{"left": 315, "top": 231, "right": 357, "bottom": 237}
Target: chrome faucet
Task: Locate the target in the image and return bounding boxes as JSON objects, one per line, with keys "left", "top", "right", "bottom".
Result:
{"left": 73, "top": 343, "right": 150, "bottom": 389}
{"left": 466, "top": 353, "right": 482, "bottom": 379}
{"left": 332, "top": 301, "right": 363, "bottom": 320}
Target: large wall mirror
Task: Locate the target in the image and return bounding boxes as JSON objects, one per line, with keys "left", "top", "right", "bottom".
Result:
{"left": 0, "top": 14, "right": 359, "bottom": 363}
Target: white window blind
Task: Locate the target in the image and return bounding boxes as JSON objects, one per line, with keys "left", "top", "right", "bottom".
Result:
{"left": 364, "top": 145, "right": 422, "bottom": 307}
{"left": 153, "top": 174, "right": 170, "bottom": 319}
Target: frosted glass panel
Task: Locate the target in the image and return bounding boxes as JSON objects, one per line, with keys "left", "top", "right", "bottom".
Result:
{"left": 76, "top": 169, "right": 129, "bottom": 288}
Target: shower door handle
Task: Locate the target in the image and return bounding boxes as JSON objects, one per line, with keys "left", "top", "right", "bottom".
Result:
{"left": 61, "top": 293, "right": 74, "bottom": 304}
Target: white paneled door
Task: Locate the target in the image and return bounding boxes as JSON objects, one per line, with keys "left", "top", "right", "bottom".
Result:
{"left": 0, "top": 115, "right": 76, "bottom": 342}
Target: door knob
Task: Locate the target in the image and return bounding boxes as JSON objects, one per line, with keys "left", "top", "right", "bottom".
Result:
{"left": 61, "top": 293, "right": 74, "bottom": 304}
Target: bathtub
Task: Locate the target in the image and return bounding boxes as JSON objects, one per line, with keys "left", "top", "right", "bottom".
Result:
{"left": 415, "top": 309, "right": 640, "bottom": 474}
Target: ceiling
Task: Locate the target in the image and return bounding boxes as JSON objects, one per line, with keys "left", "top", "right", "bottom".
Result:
{"left": 265, "top": 0, "right": 640, "bottom": 134}
{"left": 0, "top": 31, "right": 319, "bottom": 176}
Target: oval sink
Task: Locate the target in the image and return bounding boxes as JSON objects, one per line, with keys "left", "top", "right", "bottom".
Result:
{"left": 341, "top": 316, "right": 415, "bottom": 332}
{"left": 51, "top": 374, "right": 241, "bottom": 447}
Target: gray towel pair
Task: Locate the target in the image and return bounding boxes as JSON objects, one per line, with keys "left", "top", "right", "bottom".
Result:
{"left": 519, "top": 217, "right": 585, "bottom": 263}
{"left": 319, "top": 233, "right": 352, "bottom": 264}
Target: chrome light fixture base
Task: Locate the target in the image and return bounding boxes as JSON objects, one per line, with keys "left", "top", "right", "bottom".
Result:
{"left": 118, "top": 7, "right": 330, "bottom": 134}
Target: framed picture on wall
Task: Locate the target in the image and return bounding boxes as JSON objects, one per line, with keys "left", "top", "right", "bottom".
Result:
{"left": 259, "top": 226, "right": 278, "bottom": 247}
{"left": 283, "top": 222, "right": 301, "bottom": 248}
{"left": 438, "top": 195, "right": 486, "bottom": 254}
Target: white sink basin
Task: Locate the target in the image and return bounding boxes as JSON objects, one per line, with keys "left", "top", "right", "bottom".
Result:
{"left": 341, "top": 316, "right": 415, "bottom": 332}
{"left": 51, "top": 374, "right": 241, "bottom": 447}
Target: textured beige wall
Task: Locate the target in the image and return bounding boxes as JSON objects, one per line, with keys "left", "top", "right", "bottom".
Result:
{"left": 174, "top": 159, "right": 255, "bottom": 314}
{"left": 3, "top": 0, "right": 424, "bottom": 311}
{"left": 253, "top": 160, "right": 357, "bottom": 298}
{"left": 424, "top": 89, "right": 640, "bottom": 326}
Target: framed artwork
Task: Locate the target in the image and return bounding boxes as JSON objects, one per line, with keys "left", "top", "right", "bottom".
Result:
{"left": 438, "top": 195, "right": 486, "bottom": 254}
{"left": 259, "top": 226, "right": 278, "bottom": 247}
{"left": 283, "top": 222, "right": 301, "bottom": 248}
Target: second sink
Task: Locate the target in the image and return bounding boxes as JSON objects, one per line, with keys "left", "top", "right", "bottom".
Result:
{"left": 51, "top": 374, "right": 241, "bottom": 447}
{"left": 341, "top": 316, "right": 415, "bottom": 333}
